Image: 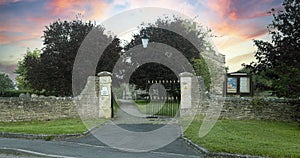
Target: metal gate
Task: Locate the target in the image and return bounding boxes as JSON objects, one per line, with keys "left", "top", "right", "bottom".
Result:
{"left": 145, "top": 79, "right": 180, "bottom": 118}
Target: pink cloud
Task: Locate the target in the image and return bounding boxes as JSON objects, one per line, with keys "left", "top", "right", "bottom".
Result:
{"left": 206, "top": 0, "right": 275, "bottom": 21}
{"left": 203, "top": 0, "right": 279, "bottom": 40}
{"left": 210, "top": 21, "right": 268, "bottom": 41}
{"left": 47, "top": 0, "right": 85, "bottom": 15}
{"left": 0, "top": 18, "right": 46, "bottom": 45}
{"left": 206, "top": 0, "right": 232, "bottom": 19}
{"left": 46, "top": 0, "right": 108, "bottom": 20}
{"left": 0, "top": 1, "right": 110, "bottom": 46}
{"left": 0, "top": 33, "right": 39, "bottom": 45}
{"left": 0, "top": 0, "right": 21, "bottom": 5}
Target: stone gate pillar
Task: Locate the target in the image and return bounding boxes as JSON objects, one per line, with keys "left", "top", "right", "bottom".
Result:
{"left": 98, "top": 71, "right": 112, "bottom": 118}
{"left": 179, "top": 72, "right": 193, "bottom": 116}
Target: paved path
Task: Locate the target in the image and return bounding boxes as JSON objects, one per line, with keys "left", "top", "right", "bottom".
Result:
{"left": 113, "top": 99, "right": 177, "bottom": 124}
{"left": 0, "top": 100, "right": 204, "bottom": 157}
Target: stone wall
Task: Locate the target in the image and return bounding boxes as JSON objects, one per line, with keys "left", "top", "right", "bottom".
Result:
{"left": 76, "top": 76, "right": 99, "bottom": 119}
{"left": 0, "top": 97, "right": 78, "bottom": 122}
{"left": 1, "top": 95, "right": 298, "bottom": 122}
{"left": 0, "top": 75, "right": 105, "bottom": 122}
{"left": 202, "top": 50, "right": 226, "bottom": 95}
{"left": 196, "top": 98, "right": 299, "bottom": 122}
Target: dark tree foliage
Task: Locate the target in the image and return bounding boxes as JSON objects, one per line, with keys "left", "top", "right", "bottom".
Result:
{"left": 124, "top": 17, "right": 211, "bottom": 90}
{"left": 239, "top": 67, "right": 274, "bottom": 93}
{"left": 23, "top": 51, "right": 42, "bottom": 91}
{"left": 244, "top": 0, "right": 300, "bottom": 98}
{"left": 129, "top": 63, "right": 178, "bottom": 88}
{"left": 25, "top": 19, "right": 121, "bottom": 96}
{"left": 97, "top": 38, "right": 122, "bottom": 73}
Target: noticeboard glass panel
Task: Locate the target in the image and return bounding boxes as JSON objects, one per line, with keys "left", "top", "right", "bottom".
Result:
{"left": 227, "top": 77, "right": 237, "bottom": 93}
{"left": 240, "top": 77, "right": 250, "bottom": 93}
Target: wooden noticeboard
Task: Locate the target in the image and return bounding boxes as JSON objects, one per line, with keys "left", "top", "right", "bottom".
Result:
{"left": 225, "top": 72, "right": 253, "bottom": 96}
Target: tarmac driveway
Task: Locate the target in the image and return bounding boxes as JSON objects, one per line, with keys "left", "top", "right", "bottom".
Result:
{"left": 0, "top": 101, "right": 204, "bottom": 157}
{"left": 0, "top": 128, "right": 203, "bottom": 158}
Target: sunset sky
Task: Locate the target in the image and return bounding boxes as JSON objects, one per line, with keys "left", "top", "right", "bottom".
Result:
{"left": 0, "top": 0, "right": 283, "bottom": 80}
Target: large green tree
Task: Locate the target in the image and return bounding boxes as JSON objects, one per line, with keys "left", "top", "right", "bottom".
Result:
{"left": 124, "top": 17, "right": 211, "bottom": 91}
{"left": 24, "top": 19, "right": 121, "bottom": 96}
{"left": 245, "top": 0, "right": 300, "bottom": 98}
{"left": 15, "top": 49, "right": 40, "bottom": 90}
{"left": 0, "top": 73, "right": 14, "bottom": 94}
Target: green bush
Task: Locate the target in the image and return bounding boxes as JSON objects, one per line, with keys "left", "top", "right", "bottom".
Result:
{"left": 192, "top": 58, "right": 211, "bottom": 91}
{"left": 0, "top": 90, "right": 31, "bottom": 97}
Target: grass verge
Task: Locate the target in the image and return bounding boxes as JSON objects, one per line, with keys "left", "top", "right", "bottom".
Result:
{"left": 184, "top": 116, "right": 300, "bottom": 158}
{"left": 0, "top": 118, "right": 105, "bottom": 135}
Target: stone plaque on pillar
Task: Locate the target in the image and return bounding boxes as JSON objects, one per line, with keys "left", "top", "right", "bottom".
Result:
{"left": 98, "top": 71, "right": 112, "bottom": 118}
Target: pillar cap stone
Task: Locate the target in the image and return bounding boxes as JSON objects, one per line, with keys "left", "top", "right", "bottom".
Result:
{"left": 179, "top": 72, "right": 194, "bottom": 77}
{"left": 97, "top": 71, "right": 112, "bottom": 77}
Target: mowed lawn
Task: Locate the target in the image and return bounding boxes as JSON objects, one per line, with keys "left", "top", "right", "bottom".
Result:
{"left": 0, "top": 118, "right": 89, "bottom": 134}
{"left": 184, "top": 116, "right": 300, "bottom": 158}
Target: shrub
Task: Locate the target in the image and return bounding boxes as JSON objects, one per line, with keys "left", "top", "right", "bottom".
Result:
{"left": 0, "top": 90, "right": 31, "bottom": 97}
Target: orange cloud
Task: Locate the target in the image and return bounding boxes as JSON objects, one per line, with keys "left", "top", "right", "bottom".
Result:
{"left": 47, "top": 0, "right": 108, "bottom": 20}
{"left": 48, "top": 0, "right": 82, "bottom": 15}
{"left": 1, "top": 1, "right": 109, "bottom": 46}
{"left": 0, "top": 33, "right": 38, "bottom": 45}
{"left": 0, "top": 16, "right": 48, "bottom": 34}
{"left": 206, "top": 0, "right": 232, "bottom": 18}
{"left": 203, "top": 0, "right": 277, "bottom": 40}
{"left": 229, "top": 11, "right": 238, "bottom": 20}
{"left": 0, "top": 17, "right": 46, "bottom": 45}
{"left": 209, "top": 16, "right": 269, "bottom": 40}
{"left": 206, "top": 0, "right": 272, "bottom": 20}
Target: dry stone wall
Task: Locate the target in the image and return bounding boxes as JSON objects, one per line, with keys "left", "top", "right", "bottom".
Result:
{"left": 196, "top": 98, "right": 299, "bottom": 122}
{"left": 0, "top": 76, "right": 103, "bottom": 122}
{"left": 0, "top": 96, "right": 298, "bottom": 122}
{"left": 0, "top": 97, "right": 78, "bottom": 122}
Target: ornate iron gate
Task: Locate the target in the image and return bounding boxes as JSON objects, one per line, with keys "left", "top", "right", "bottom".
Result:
{"left": 145, "top": 79, "right": 180, "bottom": 118}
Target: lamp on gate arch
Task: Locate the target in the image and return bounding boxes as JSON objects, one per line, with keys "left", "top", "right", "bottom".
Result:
{"left": 141, "top": 32, "right": 149, "bottom": 48}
